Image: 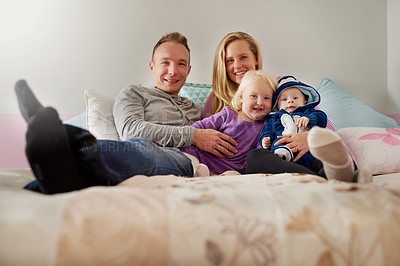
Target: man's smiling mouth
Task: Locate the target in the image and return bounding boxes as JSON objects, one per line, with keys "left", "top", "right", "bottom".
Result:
{"left": 165, "top": 79, "right": 179, "bottom": 83}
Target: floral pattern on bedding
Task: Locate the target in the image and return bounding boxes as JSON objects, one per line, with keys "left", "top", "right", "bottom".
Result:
{"left": 2, "top": 172, "right": 400, "bottom": 266}
{"left": 287, "top": 206, "right": 381, "bottom": 266}
{"left": 163, "top": 174, "right": 400, "bottom": 266}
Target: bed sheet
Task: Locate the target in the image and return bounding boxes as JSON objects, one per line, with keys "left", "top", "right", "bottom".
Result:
{"left": 1, "top": 169, "right": 400, "bottom": 266}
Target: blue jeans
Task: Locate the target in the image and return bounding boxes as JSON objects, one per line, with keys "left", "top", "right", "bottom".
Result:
{"left": 81, "top": 137, "right": 194, "bottom": 184}
{"left": 25, "top": 126, "right": 193, "bottom": 191}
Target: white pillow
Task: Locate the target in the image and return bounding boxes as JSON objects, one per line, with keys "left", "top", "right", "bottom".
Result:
{"left": 84, "top": 89, "right": 120, "bottom": 141}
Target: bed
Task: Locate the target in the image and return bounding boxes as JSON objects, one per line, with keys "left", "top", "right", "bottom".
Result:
{"left": 1, "top": 78, "right": 400, "bottom": 266}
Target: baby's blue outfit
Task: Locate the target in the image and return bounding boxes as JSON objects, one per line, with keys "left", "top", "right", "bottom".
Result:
{"left": 259, "top": 76, "right": 328, "bottom": 168}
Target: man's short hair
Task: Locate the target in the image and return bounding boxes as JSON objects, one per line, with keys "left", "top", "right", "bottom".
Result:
{"left": 152, "top": 32, "right": 190, "bottom": 62}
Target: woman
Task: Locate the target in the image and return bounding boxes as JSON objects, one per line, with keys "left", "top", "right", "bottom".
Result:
{"left": 207, "top": 32, "right": 262, "bottom": 116}
{"left": 204, "top": 31, "right": 323, "bottom": 175}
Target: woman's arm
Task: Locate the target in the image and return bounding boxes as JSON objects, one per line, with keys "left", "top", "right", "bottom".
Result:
{"left": 202, "top": 91, "right": 214, "bottom": 118}
{"left": 274, "top": 131, "right": 309, "bottom": 162}
{"left": 275, "top": 107, "right": 334, "bottom": 162}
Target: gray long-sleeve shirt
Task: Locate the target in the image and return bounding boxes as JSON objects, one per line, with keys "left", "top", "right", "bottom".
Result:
{"left": 113, "top": 84, "right": 204, "bottom": 147}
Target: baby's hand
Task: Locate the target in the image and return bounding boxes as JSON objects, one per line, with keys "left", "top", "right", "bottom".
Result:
{"left": 262, "top": 137, "right": 271, "bottom": 149}
{"left": 296, "top": 117, "right": 310, "bottom": 128}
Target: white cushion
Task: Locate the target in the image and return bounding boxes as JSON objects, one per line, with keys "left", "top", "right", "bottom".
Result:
{"left": 84, "top": 89, "right": 120, "bottom": 141}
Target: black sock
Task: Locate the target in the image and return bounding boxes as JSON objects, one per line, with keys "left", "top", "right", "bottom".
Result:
{"left": 25, "top": 107, "right": 86, "bottom": 194}
{"left": 15, "top": 80, "right": 44, "bottom": 122}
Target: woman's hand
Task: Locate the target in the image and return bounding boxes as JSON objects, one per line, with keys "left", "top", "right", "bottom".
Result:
{"left": 274, "top": 131, "right": 309, "bottom": 162}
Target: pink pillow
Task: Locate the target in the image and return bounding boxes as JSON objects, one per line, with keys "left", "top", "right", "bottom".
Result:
{"left": 337, "top": 127, "right": 400, "bottom": 175}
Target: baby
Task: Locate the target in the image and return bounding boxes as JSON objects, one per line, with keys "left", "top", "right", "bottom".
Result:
{"left": 260, "top": 75, "right": 327, "bottom": 169}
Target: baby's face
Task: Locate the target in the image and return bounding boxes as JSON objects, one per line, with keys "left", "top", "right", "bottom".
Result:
{"left": 277, "top": 87, "right": 307, "bottom": 113}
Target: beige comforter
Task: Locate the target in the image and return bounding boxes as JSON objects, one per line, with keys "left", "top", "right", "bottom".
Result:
{"left": 1, "top": 169, "right": 400, "bottom": 266}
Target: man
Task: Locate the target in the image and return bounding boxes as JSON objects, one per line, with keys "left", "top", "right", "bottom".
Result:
{"left": 113, "top": 32, "right": 237, "bottom": 156}
{"left": 16, "top": 32, "right": 237, "bottom": 194}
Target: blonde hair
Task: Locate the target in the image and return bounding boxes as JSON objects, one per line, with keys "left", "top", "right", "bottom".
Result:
{"left": 231, "top": 70, "right": 278, "bottom": 112}
{"left": 211, "top": 32, "right": 263, "bottom": 115}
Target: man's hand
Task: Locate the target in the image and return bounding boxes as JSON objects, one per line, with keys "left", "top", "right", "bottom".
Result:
{"left": 274, "top": 131, "right": 309, "bottom": 162}
{"left": 192, "top": 128, "right": 238, "bottom": 158}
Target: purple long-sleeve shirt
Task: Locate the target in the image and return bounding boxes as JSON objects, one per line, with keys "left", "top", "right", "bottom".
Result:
{"left": 181, "top": 107, "right": 265, "bottom": 174}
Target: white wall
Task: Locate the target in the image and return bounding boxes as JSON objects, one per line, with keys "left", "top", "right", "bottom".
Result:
{"left": 387, "top": 0, "right": 400, "bottom": 114}
{"left": 0, "top": 0, "right": 393, "bottom": 115}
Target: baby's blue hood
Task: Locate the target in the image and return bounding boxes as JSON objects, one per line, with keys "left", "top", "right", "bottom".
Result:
{"left": 271, "top": 75, "right": 320, "bottom": 112}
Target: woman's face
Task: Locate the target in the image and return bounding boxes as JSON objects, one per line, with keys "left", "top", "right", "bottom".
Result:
{"left": 225, "top": 39, "right": 258, "bottom": 86}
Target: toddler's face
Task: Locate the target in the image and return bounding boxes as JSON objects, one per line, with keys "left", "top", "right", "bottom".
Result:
{"left": 239, "top": 78, "right": 273, "bottom": 122}
{"left": 277, "top": 87, "right": 307, "bottom": 113}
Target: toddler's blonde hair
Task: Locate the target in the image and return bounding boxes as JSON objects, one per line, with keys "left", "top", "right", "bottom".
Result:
{"left": 231, "top": 70, "right": 278, "bottom": 112}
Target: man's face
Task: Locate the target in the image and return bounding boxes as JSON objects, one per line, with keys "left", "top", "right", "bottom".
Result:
{"left": 150, "top": 42, "right": 191, "bottom": 96}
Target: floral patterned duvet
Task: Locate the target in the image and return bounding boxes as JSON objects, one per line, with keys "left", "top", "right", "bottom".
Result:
{"left": 1, "top": 170, "right": 400, "bottom": 266}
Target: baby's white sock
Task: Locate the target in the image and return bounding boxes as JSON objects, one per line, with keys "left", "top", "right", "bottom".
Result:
{"left": 194, "top": 163, "right": 210, "bottom": 177}
{"left": 182, "top": 152, "right": 210, "bottom": 177}
{"left": 308, "top": 127, "right": 354, "bottom": 182}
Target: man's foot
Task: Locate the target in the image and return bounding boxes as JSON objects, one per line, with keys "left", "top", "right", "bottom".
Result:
{"left": 15, "top": 80, "right": 43, "bottom": 122}
{"left": 25, "top": 107, "right": 85, "bottom": 194}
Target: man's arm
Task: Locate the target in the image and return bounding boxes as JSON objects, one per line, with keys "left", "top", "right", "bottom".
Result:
{"left": 192, "top": 128, "right": 237, "bottom": 158}
{"left": 113, "top": 85, "right": 198, "bottom": 147}
{"left": 190, "top": 108, "right": 238, "bottom": 158}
